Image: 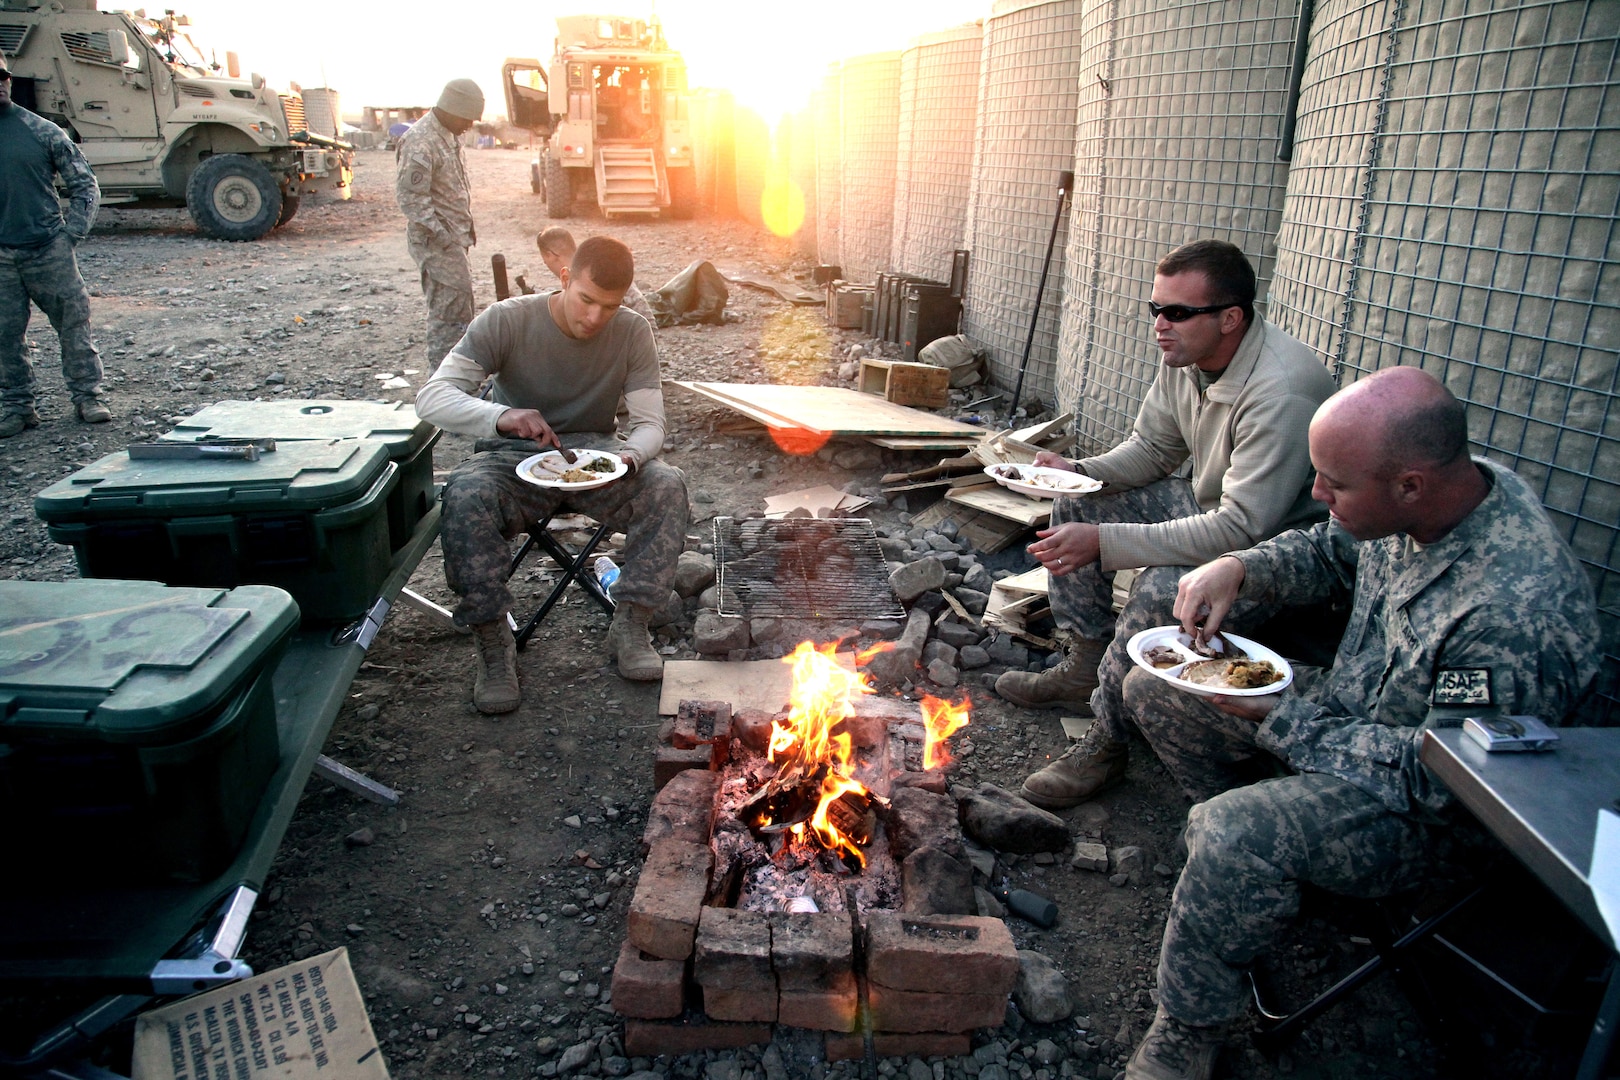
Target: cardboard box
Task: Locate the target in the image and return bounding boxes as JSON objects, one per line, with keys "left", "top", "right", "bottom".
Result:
{"left": 132, "top": 948, "right": 389, "bottom": 1080}
{"left": 858, "top": 359, "right": 951, "bottom": 408}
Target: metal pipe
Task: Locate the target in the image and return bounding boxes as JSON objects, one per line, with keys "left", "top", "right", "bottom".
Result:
{"left": 1008, "top": 171, "right": 1073, "bottom": 418}
{"left": 1278, "top": 0, "right": 1317, "bottom": 162}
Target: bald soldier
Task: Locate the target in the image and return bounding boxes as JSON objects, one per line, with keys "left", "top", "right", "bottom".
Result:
{"left": 1118, "top": 367, "right": 1598, "bottom": 1080}
{"left": 396, "top": 79, "right": 484, "bottom": 365}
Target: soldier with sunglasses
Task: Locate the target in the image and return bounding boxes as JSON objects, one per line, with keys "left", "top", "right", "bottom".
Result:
{"left": 1004, "top": 239, "right": 1337, "bottom": 809}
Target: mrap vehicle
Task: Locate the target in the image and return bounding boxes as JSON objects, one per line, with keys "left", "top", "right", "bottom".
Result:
{"left": 502, "top": 14, "right": 694, "bottom": 220}
{"left": 0, "top": 0, "right": 352, "bottom": 240}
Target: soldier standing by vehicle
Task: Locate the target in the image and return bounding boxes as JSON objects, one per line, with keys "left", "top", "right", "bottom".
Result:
{"left": 0, "top": 55, "right": 111, "bottom": 438}
{"left": 397, "top": 79, "right": 484, "bottom": 365}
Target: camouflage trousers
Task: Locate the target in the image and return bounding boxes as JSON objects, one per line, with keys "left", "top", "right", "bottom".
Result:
{"left": 0, "top": 233, "right": 104, "bottom": 415}
{"left": 439, "top": 439, "right": 689, "bottom": 626}
{"left": 1124, "top": 667, "right": 1437, "bottom": 1027}
{"left": 1051, "top": 477, "right": 1273, "bottom": 744}
{"left": 412, "top": 239, "right": 474, "bottom": 366}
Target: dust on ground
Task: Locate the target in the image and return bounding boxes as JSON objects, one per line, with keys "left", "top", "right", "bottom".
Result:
{"left": 0, "top": 150, "right": 1448, "bottom": 1080}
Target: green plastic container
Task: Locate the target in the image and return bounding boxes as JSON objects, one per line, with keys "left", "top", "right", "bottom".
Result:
{"left": 0, "top": 580, "right": 299, "bottom": 882}
{"left": 34, "top": 439, "right": 397, "bottom": 622}
{"left": 164, "top": 399, "right": 440, "bottom": 550}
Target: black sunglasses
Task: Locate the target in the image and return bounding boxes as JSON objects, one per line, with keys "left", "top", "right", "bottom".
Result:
{"left": 0, "top": 72, "right": 11, "bottom": 81}
{"left": 1146, "top": 300, "right": 1232, "bottom": 322}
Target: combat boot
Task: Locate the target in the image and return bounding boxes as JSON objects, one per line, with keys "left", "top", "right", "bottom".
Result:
{"left": 471, "top": 619, "right": 521, "bottom": 714}
{"left": 0, "top": 410, "right": 41, "bottom": 438}
{"left": 608, "top": 603, "right": 663, "bottom": 681}
{"left": 994, "top": 634, "right": 1108, "bottom": 710}
{"left": 1020, "top": 724, "right": 1129, "bottom": 809}
{"left": 76, "top": 398, "right": 111, "bottom": 423}
{"left": 1125, "top": 1008, "right": 1221, "bottom": 1080}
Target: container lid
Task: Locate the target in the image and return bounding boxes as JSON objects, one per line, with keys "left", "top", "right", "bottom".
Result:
{"left": 0, "top": 580, "right": 300, "bottom": 742}
{"left": 163, "top": 400, "right": 436, "bottom": 460}
{"left": 34, "top": 438, "right": 392, "bottom": 519}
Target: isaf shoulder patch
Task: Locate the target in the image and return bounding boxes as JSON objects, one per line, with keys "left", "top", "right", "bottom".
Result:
{"left": 1431, "top": 668, "right": 1492, "bottom": 706}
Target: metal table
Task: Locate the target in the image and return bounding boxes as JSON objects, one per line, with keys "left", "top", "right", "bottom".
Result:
{"left": 0, "top": 504, "right": 440, "bottom": 1075}
{"left": 1421, "top": 726, "right": 1620, "bottom": 1079}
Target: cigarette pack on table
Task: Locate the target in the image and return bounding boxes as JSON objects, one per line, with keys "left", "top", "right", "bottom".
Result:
{"left": 1462, "top": 715, "right": 1560, "bottom": 752}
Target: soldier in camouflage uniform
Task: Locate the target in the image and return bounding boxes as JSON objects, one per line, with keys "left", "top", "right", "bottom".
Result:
{"left": 417, "top": 237, "right": 688, "bottom": 715}
{"left": 0, "top": 55, "right": 110, "bottom": 437}
{"left": 1119, "top": 366, "right": 1599, "bottom": 1080}
{"left": 396, "top": 79, "right": 483, "bottom": 366}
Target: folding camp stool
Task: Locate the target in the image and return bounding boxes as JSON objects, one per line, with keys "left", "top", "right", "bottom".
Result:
{"left": 506, "top": 510, "right": 616, "bottom": 648}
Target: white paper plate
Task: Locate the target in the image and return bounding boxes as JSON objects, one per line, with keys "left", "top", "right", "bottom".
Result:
{"left": 1126, "top": 625, "right": 1293, "bottom": 698}
{"left": 516, "top": 448, "right": 628, "bottom": 491}
{"left": 983, "top": 463, "right": 1104, "bottom": 500}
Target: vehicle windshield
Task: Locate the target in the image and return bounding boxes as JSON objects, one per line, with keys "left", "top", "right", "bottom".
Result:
{"left": 132, "top": 13, "right": 216, "bottom": 78}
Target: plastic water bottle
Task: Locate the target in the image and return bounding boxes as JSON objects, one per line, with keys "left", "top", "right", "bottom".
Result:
{"left": 594, "top": 556, "right": 620, "bottom": 599}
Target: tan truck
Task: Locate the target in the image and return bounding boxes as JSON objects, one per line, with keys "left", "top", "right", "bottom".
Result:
{"left": 0, "top": 0, "right": 351, "bottom": 240}
{"left": 501, "top": 13, "right": 694, "bottom": 220}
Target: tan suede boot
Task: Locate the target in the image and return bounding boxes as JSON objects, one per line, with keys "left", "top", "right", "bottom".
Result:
{"left": 1125, "top": 1007, "right": 1221, "bottom": 1080}
{"left": 607, "top": 603, "right": 663, "bottom": 681}
{"left": 0, "top": 410, "right": 41, "bottom": 438}
{"left": 1020, "top": 725, "right": 1129, "bottom": 809}
{"left": 994, "top": 634, "right": 1108, "bottom": 710}
{"left": 471, "top": 620, "right": 521, "bottom": 714}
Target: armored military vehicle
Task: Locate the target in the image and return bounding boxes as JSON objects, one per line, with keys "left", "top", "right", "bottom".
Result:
{"left": 501, "top": 14, "right": 694, "bottom": 220}
{"left": 0, "top": 0, "right": 352, "bottom": 240}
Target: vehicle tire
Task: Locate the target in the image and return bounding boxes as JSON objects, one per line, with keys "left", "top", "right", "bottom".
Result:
{"left": 667, "top": 166, "right": 696, "bottom": 220}
{"left": 545, "top": 154, "right": 573, "bottom": 218}
{"left": 530, "top": 161, "right": 542, "bottom": 196}
{"left": 186, "top": 154, "right": 283, "bottom": 241}
{"left": 275, "top": 193, "right": 301, "bottom": 228}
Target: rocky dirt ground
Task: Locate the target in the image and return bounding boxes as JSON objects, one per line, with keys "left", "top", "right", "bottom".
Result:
{"left": 0, "top": 150, "right": 1482, "bottom": 1080}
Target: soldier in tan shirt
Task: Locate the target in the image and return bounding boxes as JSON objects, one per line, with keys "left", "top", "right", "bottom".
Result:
{"left": 1005, "top": 240, "right": 1337, "bottom": 808}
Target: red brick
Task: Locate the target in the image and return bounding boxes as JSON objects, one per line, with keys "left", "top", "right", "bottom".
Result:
{"left": 769, "top": 909, "right": 853, "bottom": 991}
{"left": 824, "top": 1032, "right": 973, "bottom": 1062}
{"left": 672, "top": 699, "right": 732, "bottom": 749}
{"left": 864, "top": 912, "right": 1019, "bottom": 995}
{"left": 694, "top": 907, "right": 774, "bottom": 991}
{"left": 701, "top": 985, "right": 778, "bottom": 1023}
{"left": 777, "top": 970, "right": 858, "bottom": 1032}
{"left": 627, "top": 840, "right": 713, "bottom": 960}
{"left": 622, "top": 1018, "right": 772, "bottom": 1057}
{"left": 609, "top": 940, "right": 687, "bottom": 1020}
{"left": 642, "top": 768, "right": 720, "bottom": 852}
{"left": 654, "top": 745, "right": 713, "bottom": 791}
{"left": 867, "top": 982, "right": 1008, "bottom": 1033}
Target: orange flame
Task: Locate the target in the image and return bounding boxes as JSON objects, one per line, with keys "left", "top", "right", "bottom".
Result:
{"left": 920, "top": 695, "right": 971, "bottom": 770}
{"left": 770, "top": 641, "right": 875, "bottom": 865}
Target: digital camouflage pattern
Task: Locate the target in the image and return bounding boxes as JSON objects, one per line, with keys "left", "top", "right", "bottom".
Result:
{"left": 396, "top": 111, "right": 475, "bottom": 364}
{"left": 1050, "top": 476, "right": 1277, "bottom": 745}
{"left": 1125, "top": 457, "right": 1599, "bottom": 1028}
{"left": 439, "top": 439, "right": 689, "bottom": 627}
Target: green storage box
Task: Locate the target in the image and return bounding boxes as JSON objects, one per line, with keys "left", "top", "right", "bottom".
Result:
{"left": 34, "top": 439, "right": 397, "bottom": 622}
{"left": 0, "top": 579, "right": 299, "bottom": 882}
{"left": 164, "top": 399, "right": 440, "bottom": 550}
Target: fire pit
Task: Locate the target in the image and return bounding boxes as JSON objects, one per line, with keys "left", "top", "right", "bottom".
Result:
{"left": 614, "top": 642, "right": 1019, "bottom": 1060}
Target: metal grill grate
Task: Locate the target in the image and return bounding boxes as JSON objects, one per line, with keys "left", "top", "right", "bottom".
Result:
{"left": 713, "top": 517, "right": 905, "bottom": 621}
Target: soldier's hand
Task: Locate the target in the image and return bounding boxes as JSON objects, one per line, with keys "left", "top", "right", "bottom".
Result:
{"left": 1031, "top": 451, "right": 1076, "bottom": 472}
{"left": 1173, "top": 554, "right": 1247, "bottom": 641}
{"left": 1209, "top": 694, "right": 1275, "bottom": 724}
{"left": 496, "top": 407, "right": 559, "bottom": 449}
{"left": 1027, "top": 522, "right": 1100, "bottom": 577}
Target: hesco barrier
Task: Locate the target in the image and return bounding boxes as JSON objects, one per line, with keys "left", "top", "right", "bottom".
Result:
{"left": 892, "top": 22, "right": 983, "bottom": 283}
{"left": 838, "top": 51, "right": 903, "bottom": 284}
{"left": 816, "top": 65, "right": 843, "bottom": 269}
{"left": 1060, "top": 0, "right": 1301, "bottom": 449}
{"left": 689, "top": 88, "right": 738, "bottom": 217}
{"left": 1270, "top": 0, "right": 1620, "bottom": 721}
{"left": 733, "top": 105, "right": 771, "bottom": 231}
{"left": 786, "top": 108, "right": 819, "bottom": 259}
{"left": 963, "top": 0, "right": 1086, "bottom": 401}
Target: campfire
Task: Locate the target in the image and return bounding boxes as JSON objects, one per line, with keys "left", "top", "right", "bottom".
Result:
{"left": 736, "top": 641, "right": 969, "bottom": 877}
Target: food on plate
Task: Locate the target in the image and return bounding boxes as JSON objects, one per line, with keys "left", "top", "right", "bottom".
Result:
{"left": 1143, "top": 645, "right": 1185, "bottom": 669}
{"left": 1192, "top": 635, "right": 1245, "bottom": 659}
{"left": 559, "top": 467, "right": 597, "bottom": 483}
{"left": 1180, "top": 658, "right": 1284, "bottom": 690}
{"left": 581, "top": 455, "right": 617, "bottom": 473}
{"left": 991, "top": 464, "right": 1092, "bottom": 492}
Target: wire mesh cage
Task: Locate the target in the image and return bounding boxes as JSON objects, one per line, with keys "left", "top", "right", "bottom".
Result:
{"left": 893, "top": 22, "right": 984, "bottom": 283}
{"left": 816, "top": 65, "right": 844, "bottom": 269}
{"left": 963, "top": 0, "right": 1087, "bottom": 402}
{"left": 1270, "top": 0, "right": 1620, "bottom": 722}
{"left": 839, "top": 51, "right": 903, "bottom": 284}
{"left": 1060, "top": 0, "right": 1302, "bottom": 451}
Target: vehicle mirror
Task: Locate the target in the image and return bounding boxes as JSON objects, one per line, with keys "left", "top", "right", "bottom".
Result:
{"left": 105, "top": 27, "right": 131, "bottom": 66}
{"left": 251, "top": 72, "right": 264, "bottom": 90}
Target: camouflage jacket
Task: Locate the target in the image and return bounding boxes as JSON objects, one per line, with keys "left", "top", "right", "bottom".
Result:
{"left": 1233, "top": 457, "right": 1599, "bottom": 819}
{"left": 394, "top": 111, "right": 473, "bottom": 254}
{"left": 0, "top": 104, "right": 99, "bottom": 245}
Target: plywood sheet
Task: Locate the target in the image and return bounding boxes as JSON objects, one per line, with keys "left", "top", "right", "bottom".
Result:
{"left": 866, "top": 435, "right": 982, "bottom": 451}
{"left": 659, "top": 655, "right": 855, "bottom": 715}
{"left": 946, "top": 483, "right": 1052, "bottom": 526}
{"left": 674, "top": 381, "right": 984, "bottom": 437}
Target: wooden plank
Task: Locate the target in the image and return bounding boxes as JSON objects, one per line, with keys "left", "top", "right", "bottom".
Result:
{"left": 866, "top": 435, "right": 982, "bottom": 451}
{"left": 945, "top": 483, "right": 1053, "bottom": 526}
{"left": 911, "top": 500, "right": 1029, "bottom": 554}
{"left": 674, "top": 381, "right": 983, "bottom": 437}
{"left": 658, "top": 655, "right": 856, "bottom": 715}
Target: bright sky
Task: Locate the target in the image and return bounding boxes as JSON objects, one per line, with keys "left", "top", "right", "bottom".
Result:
{"left": 153, "top": 0, "right": 991, "bottom": 124}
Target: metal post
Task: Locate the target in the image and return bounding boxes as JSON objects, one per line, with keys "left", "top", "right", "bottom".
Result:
{"left": 1008, "top": 171, "right": 1073, "bottom": 418}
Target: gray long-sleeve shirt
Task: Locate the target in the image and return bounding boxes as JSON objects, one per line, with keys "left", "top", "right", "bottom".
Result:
{"left": 0, "top": 104, "right": 99, "bottom": 247}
